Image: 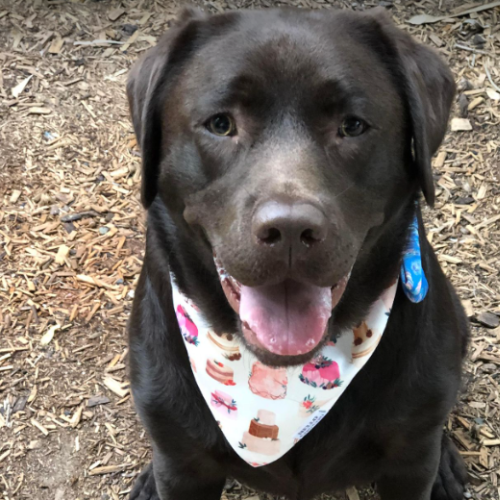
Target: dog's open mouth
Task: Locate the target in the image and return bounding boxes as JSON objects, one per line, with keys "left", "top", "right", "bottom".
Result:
{"left": 215, "top": 257, "right": 349, "bottom": 357}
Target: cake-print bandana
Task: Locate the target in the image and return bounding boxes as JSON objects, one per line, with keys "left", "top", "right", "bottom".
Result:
{"left": 400, "top": 215, "right": 428, "bottom": 303}
{"left": 171, "top": 274, "right": 399, "bottom": 467}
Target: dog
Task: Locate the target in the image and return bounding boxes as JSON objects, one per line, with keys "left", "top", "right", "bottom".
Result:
{"left": 126, "top": 7, "right": 469, "bottom": 500}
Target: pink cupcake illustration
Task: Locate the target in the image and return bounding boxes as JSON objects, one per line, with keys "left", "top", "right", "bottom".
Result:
{"left": 299, "top": 355, "right": 342, "bottom": 390}
{"left": 176, "top": 305, "right": 199, "bottom": 346}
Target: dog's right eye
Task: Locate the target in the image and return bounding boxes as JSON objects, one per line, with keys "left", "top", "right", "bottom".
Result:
{"left": 339, "top": 117, "right": 368, "bottom": 138}
{"left": 206, "top": 114, "right": 237, "bottom": 137}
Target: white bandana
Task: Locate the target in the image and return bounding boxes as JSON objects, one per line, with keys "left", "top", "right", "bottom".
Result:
{"left": 171, "top": 276, "right": 398, "bottom": 467}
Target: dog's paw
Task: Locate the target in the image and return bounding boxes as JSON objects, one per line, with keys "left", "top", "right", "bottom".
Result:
{"left": 431, "top": 435, "right": 468, "bottom": 500}
{"left": 130, "top": 463, "right": 160, "bottom": 500}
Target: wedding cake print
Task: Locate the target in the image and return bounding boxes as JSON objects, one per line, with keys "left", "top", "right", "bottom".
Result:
{"left": 207, "top": 331, "right": 241, "bottom": 361}
{"left": 241, "top": 410, "right": 281, "bottom": 456}
{"left": 206, "top": 359, "right": 236, "bottom": 386}
{"left": 170, "top": 270, "right": 398, "bottom": 467}
{"left": 351, "top": 321, "right": 381, "bottom": 359}
{"left": 299, "top": 355, "right": 342, "bottom": 390}
{"left": 211, "top": 390, "right": 238, "bottom": 419}
{"left": 176, "top": 305, "right": 198, "bottom": 346}
{"left": 249, "top": 362, "right": 288, "bottom": 400}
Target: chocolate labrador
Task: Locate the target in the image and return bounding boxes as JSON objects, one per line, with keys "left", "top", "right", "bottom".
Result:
{"left": 126, "top": 7, "right": 469, "bottom": 500}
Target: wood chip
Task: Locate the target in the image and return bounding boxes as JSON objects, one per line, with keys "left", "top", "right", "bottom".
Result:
{"left": 462, "top": 300, "right": 474, "bottom": 318}
{"left": 468, "top": 97, "right": 484, "bottom": 111}
{"left": 486, "top": 88, "right": 500, "bottom": 101}
{"left": 451, "top": 118, "right": 473, "bottom": 131}
{"left": 482, "top": 439, "right": 500, "bottom": 447}
{"left": 40, "top": 324, "right": 60, "bottom": 346}
{"left": 346, "top": 486, "right": 361, "bottom": 500}
{"left": 55, "top": 244, "right": 70, "bottom": 265}
{"left": 108, "top": 7, "right": 126, "bottom": 21}
{"left": 433, "top": 151, "right": 447, "bottom": 168}
{"left": 28, "top": 107, "right": 52, "bottom": 115}
{"left": 429, "top": 33, "right": 444, "bottom": 47}
{"left": 10, "top": 189, "right": 21, "bottom": 203}
{"left": 87, "top": 395, "right": 110, "bottom": 408}
{"left": 31, "top": 418, "right": 49, "bottom": 436}
{"left": 475, "top": 312, "right": 500, "bottom": 329}
{"left": 11, "top": 75, "right": 32, "bottom": 98}
{"left": 48, "top": 34, "right": 64, "bottom": 54}
{"left": 88, "top": 463, "right": 132, "bottom": 476}
{"left": 103, "top": 376, "right": 129, "bottom": 398}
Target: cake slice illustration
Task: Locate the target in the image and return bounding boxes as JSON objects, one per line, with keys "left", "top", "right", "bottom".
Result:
{"left": 207, "top": 331, "right": 241, "bottom": 361}
{"left": 206, "top": 359, "right": 236, "bottom": 386}
{"left": 176, "top": 305, "right": 199, "bottom": 346}
{"left": 240, "top": 410, "right": 280, "bottom": 456}
{"left": 248, "top": 361, "right": 287, "bottom": 400}
{"left": 352, "top": 321, "right": 381, "bottom": 359}
{"left": 299, "top": 355, "right": 342, "bottom": 390}
{"left": 211, "top": 390, "right": 237, "bottom": 419}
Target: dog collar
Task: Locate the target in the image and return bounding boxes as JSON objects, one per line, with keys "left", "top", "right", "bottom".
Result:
{"left": 171, "top": 215, "right": 424, "bottom": 467}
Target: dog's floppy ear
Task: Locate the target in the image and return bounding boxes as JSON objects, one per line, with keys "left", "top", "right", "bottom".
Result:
{"left": 365, "top": 8, "right": 456, "bottom": 206}
{"left": 126, "top": 7, "right": 206, "bottom": 208}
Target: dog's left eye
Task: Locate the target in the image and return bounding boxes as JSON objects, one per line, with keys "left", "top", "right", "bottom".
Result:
{"left": 206, "top": 114, "right": 237, "bottom": 137}
{"left": 339, "top": 117, "right": 368, "bottom": 138}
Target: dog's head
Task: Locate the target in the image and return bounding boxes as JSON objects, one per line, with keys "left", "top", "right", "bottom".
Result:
{"left": 128, "top": 7, "right": 455, "bottom": 363}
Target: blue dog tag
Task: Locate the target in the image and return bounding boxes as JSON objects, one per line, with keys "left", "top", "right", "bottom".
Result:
{"left": 400, "top": 215, "right": 429, "bottom": 303}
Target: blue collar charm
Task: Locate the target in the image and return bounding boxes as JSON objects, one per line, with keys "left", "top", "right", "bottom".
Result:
{"left": 400, "top": 215, "right": 429, "bottom": 303}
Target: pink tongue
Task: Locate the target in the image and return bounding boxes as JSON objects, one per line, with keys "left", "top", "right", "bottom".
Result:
{"left": 239, "top": 280, "right": 332, "bottom": 356}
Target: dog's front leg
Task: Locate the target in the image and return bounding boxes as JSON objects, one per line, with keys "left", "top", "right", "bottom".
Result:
{"left": 130, "top": 451, "right": 226, "bottom": 500}
{"left": 376, "top": 432, "right": 441, "bottom": 500}
{"left": 377, "top": 430, "right": 467, "bottom": 500}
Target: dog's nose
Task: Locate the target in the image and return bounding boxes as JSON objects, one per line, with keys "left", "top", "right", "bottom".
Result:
{"left": 252, "top": 201, "right": 328, "bottom": 250}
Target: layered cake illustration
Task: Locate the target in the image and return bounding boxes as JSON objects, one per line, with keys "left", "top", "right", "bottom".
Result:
{"left": 206, "top": 359, "right": 236, "bottom": 386}
{"left": 241, "top": 410, "right": 280, "bottom": 456}
{"left": 352, "top": 321, "right": 381, "bottom": 359}
{"left": 176, "top": 305, "right": 199, "bottom": 346}
{"left": 248, "top": 361, "right": 287, "bottom": 400}
{"left": 210, "top": 390, "right": 237, "bottom": 419}
{"left": 299, "top": 355, "right": 342, "bottom": 390}
{"left": 207, "top": 331, "right": 241, "bottom": 361}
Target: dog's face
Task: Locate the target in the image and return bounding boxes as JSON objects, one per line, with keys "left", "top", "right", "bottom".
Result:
{"left": 128, "top": 8, "right": 454, "bottom": 362}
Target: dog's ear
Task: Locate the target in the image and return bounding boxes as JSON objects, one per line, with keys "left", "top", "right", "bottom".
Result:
{"left": 126, "top": 7, "right": 206, "bottom": 208}
{"left": 364, "top": 8, "right": 456, "bottom": 206}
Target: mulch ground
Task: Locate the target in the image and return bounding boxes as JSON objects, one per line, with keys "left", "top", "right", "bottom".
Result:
{"left": 0, "top": 1, "right": 499, "bottom": 499}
